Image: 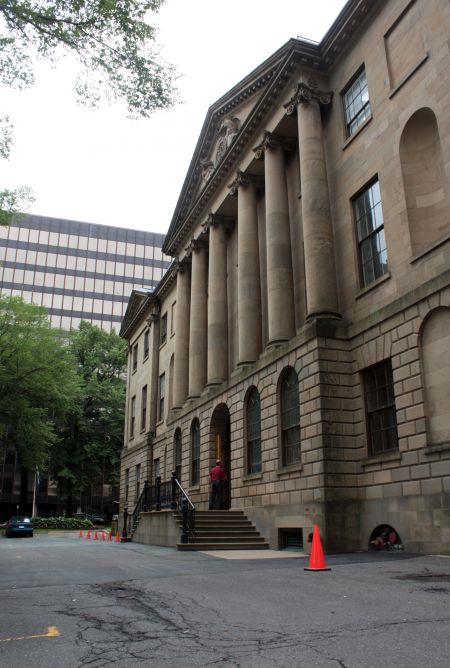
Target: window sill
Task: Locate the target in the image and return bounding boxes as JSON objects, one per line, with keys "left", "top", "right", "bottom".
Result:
{"left": 189, "top": 485, "right": 200, "bottom": 492}
{"left": 361, "top": 451, "right": 401, "bottom": 467}
{"left": 159, "top": 341, "right": 167, "bottom": 350}
{"left": 132, "top": 368, "right": 137, "bottom": 375}
{"left": 388, "top": 53, "right": 429, "bottom": 99}
{"left": 410, "top": 233, "right": 450, "bottom": 264}
{"left": 425, "top": 442, "right": 450, "bottom": 456}
{"left": 143, "top": 353, "right": 149, "bottom": 363}
{"left": 342, "top": 115, "right": 373, "bottom": 151}
{"left": 276, "top": 463, "right": 303, "bottom": 476}
{"left": 355, "top": 271, "right": 391, "bottom": 300}
{"left": 242, "top": 472, "right": 263, "bottom": 483}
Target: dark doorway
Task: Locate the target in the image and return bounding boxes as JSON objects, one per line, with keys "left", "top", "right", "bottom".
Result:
{"left": 210, "top": 404, "right": 231, "bottom": 509}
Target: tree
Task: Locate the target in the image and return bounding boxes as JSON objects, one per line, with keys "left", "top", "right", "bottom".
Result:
{"left": 0, "top": 1, "right": 177, "bottom": 116}
{"left": 50, "top": 321, "right": 127, "bottom": 514}
{"left": 0, "top": 1, "right": 178, "bottom": 226}
{"left": 0, "top": 295, "right": 79, "bottom": 507}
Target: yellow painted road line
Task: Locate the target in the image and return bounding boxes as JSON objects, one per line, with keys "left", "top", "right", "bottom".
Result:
{"left": 0, "top": 626, "right": 60, "bottom": 643}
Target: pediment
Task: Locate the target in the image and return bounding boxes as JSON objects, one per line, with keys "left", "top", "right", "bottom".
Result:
{"left": 120, "top": 288, "right": 156, "bottom": 339}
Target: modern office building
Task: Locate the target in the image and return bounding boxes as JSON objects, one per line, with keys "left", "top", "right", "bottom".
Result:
{"left": 119, "top": 0, "right": 450, "bottom": 555}
{"left": 0, "top": 214, "right": 171, "bottom": 521}
{"left": 0, "top": 214, "right": 171, "bottom": 331}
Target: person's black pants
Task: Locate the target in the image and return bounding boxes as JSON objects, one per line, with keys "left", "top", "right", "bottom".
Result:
{"left": 209, "top": 481, "right": 223, "bottom": 510}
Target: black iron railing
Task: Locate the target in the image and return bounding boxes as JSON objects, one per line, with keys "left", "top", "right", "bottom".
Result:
{"left": 123, "top": 472, "right": 195, "bottom": 543}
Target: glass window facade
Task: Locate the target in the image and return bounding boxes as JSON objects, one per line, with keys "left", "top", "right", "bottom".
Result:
{"left": 0, "top": 214, "right": 171, "bottom": 331}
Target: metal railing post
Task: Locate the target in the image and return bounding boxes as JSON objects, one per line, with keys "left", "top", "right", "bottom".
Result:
{"left": 143, "top": 480, "right": 149, "bottom": 511}
{"left": 181, "top": 497, "right": 189, "bottom": 543}
{"left": 171, "top": 471, "right": 177, "bottom": 510}
{"left": 122, "top": 507, "right": 128, "bottom": 539}
{"left": 156, "top": 475, "right": 161, "bottom": 511}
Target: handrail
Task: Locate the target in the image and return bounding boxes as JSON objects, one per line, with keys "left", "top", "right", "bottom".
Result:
{"left": 124, "top": 472, "right": 195, "bottom": 543}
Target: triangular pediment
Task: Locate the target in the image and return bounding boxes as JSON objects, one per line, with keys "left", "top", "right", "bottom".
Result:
{"left": 120, "top": 288, "right": 156, "bottom": 339}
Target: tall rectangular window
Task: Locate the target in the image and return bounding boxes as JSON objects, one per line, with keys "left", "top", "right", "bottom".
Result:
{"left": 130, "top": 396, "right": 136, "bottom": 438}
{"left": 141, "top": 385, "right": 147, "bottom": 431}
{"left": 170, "top": 302, "right": 176, "bottom": 336}
{"left": 160, "top": 312, "right": 167, "bottom": 345}
{"left": 363, "top": 361, "right": 398, "bottom": 456}
{"left": 125, "top": 468, "right": 129, "bottom": 503}
{"left": 132, "top": 343, "right": 138, "bottom": 372}
{"left": 343, "top": 67, "right": 371, "bottom": 136}
{"left": 353, "top": 180, "right": 388, "bottom": 287}
{"left": 143, "top": 329, "right": 149, "bottom": 359}
{"left": 158, "top": 373, "right": 165, "bottom": 422}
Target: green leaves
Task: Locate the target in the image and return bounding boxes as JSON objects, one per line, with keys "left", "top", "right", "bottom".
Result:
{"left": 0, "top": 295, "right": 79, "bottom": 470}
{"left": 0, "top": 0, "right": 178, "bottom": 116}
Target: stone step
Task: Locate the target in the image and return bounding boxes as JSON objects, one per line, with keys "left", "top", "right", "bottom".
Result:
{"left": 177, "top": 541, "right": 270, "bottom": 551}
{"left": 191, "top": 536, "right": 266, "bottom": 544}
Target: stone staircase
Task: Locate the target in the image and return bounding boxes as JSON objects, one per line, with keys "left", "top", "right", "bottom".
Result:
{"left": 176, "top": 510, "right": 269, "bottom": 551}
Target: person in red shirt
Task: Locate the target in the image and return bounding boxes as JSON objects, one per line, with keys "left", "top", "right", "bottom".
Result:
{"left": 209, "top": 460, "right": 227, "bottom": 510}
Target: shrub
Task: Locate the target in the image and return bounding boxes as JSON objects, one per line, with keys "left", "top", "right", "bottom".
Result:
{"left": 32, "top": 516, "right": 94, "bottom": 530}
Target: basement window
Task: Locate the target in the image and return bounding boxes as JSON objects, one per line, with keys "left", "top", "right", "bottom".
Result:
{"left": 279, "top": 528, "right": 303, "bottom": 551}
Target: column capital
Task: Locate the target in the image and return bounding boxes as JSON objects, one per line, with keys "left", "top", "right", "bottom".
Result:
{"left": 185, "top": 237, "right": 208, "bottom": 257}
{"left": 146, "top": 311, "right": 160, "bottom": 325}
{"left": 284, "top": 79, "right": 333, "bottom": 116}
{"left": 175, "top": 258, "right": 190, "bottom": 273}
{"left": 253, "top": 131, "right": 295, "bottom": 160}
{"left": 227, "top": 169, "right": 264, "bottom": 197}
{"left": 202, "top": 212, "right": 234, "bottom": 233}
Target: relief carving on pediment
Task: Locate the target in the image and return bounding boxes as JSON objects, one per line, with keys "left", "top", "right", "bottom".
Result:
{"left": 215, "top": 116, "right": 241, "bottom": 164}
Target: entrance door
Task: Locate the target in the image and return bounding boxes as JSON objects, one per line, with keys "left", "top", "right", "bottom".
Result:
{"left": 211, "top": 405, "right": 231, "bottom": 510}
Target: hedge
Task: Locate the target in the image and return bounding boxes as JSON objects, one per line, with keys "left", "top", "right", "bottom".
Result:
{"left": 32, "top": 517, "right": 94, "bottom": 530}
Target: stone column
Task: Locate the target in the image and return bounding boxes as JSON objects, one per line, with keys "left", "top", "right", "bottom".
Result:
{"left": 254, "top": 132, "right": 295, "bottom": 344}
{"left": 285, "top": 81, "right": 340, "bottom": 319}
{"left": 173, "top": 261, "right": 190, "bottom": 408}
{"left": 187, "top": 239, "right": 208, "bottom": 397}
{"left": 229, "top": 170, "right": 262, "bottom": 364}
{"left": 204, "top": 213, "right": 230, "bottom": 385}
{"left": 148, "top": 307, "right": 160, "bottom": 433}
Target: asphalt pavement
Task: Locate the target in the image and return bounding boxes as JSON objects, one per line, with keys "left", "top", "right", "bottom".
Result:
{"left": 0, "top": 531, "right": 449, "bottom": 667}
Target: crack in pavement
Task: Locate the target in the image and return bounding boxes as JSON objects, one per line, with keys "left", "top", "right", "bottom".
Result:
{"left": 58, "top": 580, "right": 450, "bottom": 667}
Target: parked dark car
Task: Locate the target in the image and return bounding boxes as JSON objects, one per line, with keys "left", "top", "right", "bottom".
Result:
{"left": 5, "top": 516, "right": 33, "bottom": 537}
{"left": 71, "top": 512, "right": 106, "bottom": 525}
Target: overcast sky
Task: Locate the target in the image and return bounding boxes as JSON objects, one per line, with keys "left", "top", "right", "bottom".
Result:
{"left": 0, "top": 0, "right": 347, "bottom": 235}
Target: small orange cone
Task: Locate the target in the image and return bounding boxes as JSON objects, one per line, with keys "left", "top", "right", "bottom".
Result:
{"left": 108, "top": 531, "right": 112, "bottom": 542}
{"left": 304, "top": 524, "right": 331, "bottom": 571}
{"left": 79, "top": 529, "right": 83, "bottom": 538}
{"left": 86, "top": 530, "right": 91, "bottom": 540}
{"left": 115, "top": 531, "right": 120, "bottom": 543}
{"left": 93, "top": 531, "right": 98, "bottom": 541}
{"left": 101, "top": 531, "right": 105, "bottom": 541}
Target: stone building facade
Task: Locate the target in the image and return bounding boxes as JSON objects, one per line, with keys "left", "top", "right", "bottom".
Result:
{"left": 120, "top": 0, "right": 450, "bottom": 553}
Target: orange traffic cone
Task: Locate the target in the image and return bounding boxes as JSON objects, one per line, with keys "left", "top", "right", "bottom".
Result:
{"left": 79, "top": 529, "right": 83, "bottom": 538}
{"left": 101, "top": 531, "right": 105, "bottom": 541}
{"left": 108, "top": 531, "right": 112, "bottom": 542}
{"left": 93, "top": 531, "right": 98, "bottom": 541}
{"left": 115, "top": 531, "right": 120, "bottom": 543}
{"left": 304, "top": 524, "right": 331, "bottom": 571}
{"left": 86, "top": 530, "right": 91, "bottom": 540}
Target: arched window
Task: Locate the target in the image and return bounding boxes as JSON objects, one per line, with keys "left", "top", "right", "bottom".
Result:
{"left": 174, "top": 428, "right": 182, "bottom": 481}
{"left": 246, "top": 387, "right": 261, "bottom": 474}
{"left": 191, "top": 419, "right": 200, "bottom": 486}
{"left": 280, "top": 367, "right": 300, "bottom": 466}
